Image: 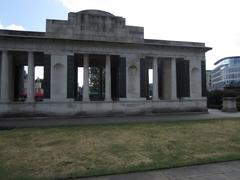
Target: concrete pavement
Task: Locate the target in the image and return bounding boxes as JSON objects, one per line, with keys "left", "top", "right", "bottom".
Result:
{"left": 76, "top": 161, "right": 240, "bottom": 180}
{"left": 0, "top": 109, "right": 240, "bottom": 128}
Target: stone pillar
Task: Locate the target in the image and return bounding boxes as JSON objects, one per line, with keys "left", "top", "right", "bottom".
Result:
{"left": 50, "top": 54, "right": 68, "bottom": 101}
{"left": 171, "top": 58, "right": 177, "bottom": 100}
{"left": 27, "top": 51, "right": 35, "bottom": 102}
{"left": 83, "top": 54, "right": 90, "bottom": 101}
{"left": 153, "top": 57, "right": 159, "bottom": 100}
{"left": 222, "top": 97, "right": 237, "bottom": 112}
{"left": 105, "top": 55, "right": 111, "bottom": 101}
{"left": 0, "top": 51, "right": 10, "bottom": 102}
{"left": 190, "top": 59, "right": 202, "bottom": 99}
{"left": 125, "top": 54, "right": 141, "bottom": 100}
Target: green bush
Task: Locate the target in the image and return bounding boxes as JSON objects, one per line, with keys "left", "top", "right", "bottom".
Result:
{"left": 207, "top": 89, "right": 240, "bottom": 110}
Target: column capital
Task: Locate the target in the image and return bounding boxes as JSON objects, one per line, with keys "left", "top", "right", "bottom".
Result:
{"left": 28, "top": 51, "right": 34, "bottom": 57}
{"left": 1, "top": 51, "right": 8, "bottom": 60}
{"left": 83, "top": 54, "right": 89, "bottom": 59}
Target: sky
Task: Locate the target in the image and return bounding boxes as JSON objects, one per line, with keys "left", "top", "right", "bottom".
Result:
{"left": 0, "top": 0, "right": 240, "bottom": 72}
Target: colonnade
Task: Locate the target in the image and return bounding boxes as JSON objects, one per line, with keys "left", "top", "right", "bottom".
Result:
{"left": 0, "top": 51, "right": 36, "bottom": 102}
{"left": 82, "top": 54, "right": 111, "bottom": 102}
{"left": 151, "top": 57, "right": 177, "bottom": 100}
{"left": 0, "top": 51, "right": 113, "bottom": 102}
{"left": 0, "top": 50, "right": 199, "bottom": 103}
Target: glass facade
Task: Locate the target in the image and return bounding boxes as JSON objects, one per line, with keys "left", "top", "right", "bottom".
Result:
{"left": 212, "top": 56, "right": 240, "bottom": 90}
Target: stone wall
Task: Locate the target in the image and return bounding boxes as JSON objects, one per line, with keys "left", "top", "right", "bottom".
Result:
{"left": 0, "top": 99, "right": 207, "bottom": 117}
{"left": 46, "top": 10, "right": 144, "bottom": 43}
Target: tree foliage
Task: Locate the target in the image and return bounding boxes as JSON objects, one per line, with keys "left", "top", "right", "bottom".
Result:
{"left": 207, "top": 89, "right": 240, "bottom": 110}
{"left": 89, "top": 67, "right": 105, "bottom": 100}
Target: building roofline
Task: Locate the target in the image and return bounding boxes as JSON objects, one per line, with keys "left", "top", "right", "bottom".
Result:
{"left": 0, "top": 29, "right": 45, "bottom": 37}
{"left": 0, "top": 29, "right": 211, "bottom": 50}
{"left": 214, "top": 56, "right": 240, "bottom": 65}
{"left": 144, "top": 39, "right": 212, "bottom": 51}
{"left": 75, "top": 9, "right": 115, "bottom": 17}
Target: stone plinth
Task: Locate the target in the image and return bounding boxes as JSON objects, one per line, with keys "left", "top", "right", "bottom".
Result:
{"left": 222, "top": 97, "right": 237, "bottom": 112}
{"left": 0, "top": 98, "right": 207, "bottom": 117}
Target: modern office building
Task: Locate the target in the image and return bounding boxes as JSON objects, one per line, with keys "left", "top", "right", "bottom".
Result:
{"left": 212, "top": 56, "right": 240, "bottom": 90}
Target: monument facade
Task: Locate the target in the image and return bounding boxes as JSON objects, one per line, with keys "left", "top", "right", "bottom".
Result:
{"left": 0, "top": 10, "right": 211, "bottom": 116}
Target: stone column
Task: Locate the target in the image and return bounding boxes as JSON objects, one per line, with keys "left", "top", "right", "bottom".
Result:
{"left": 190, "top": 59, "right": 202, "bottom": 99}
{"left": 50, "top": 54, "right": 68, "bottom": 101}
{"left": 0, "top": 51, "right": 10, "bottom": 102}
{"left": 105, "top": 55, "right": 111, "bottom": 101}
{"left": 83, "top": 54, "right": 90, "bottom": 101}
{"left": 171, "top": 58, "right": 177, "bottom": 100}
{"left": 27, "top": 51, "right": 35, "bottom": 102}
{"left": 153, "top": 57, "right": 159, "bottom": 100}
{"left": 126, "top": 54, "right": 141, "bottom": 100}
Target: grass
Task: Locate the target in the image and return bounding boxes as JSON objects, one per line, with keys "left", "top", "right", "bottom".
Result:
{"left": 1, "top": 118, "right": 240, "bottom": 179}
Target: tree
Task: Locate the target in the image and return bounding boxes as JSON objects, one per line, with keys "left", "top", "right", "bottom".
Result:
{"left": 89, "top": 67, "right": 105, "bottom": 100}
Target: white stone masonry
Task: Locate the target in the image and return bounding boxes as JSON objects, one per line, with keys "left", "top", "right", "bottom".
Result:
{"left": 83, "top": 54, "right": 90, "bottom": 101}
{"left": 27, "top": 52, "right": 35, "bottom": 102}
{"left": 105, "top": 55, "right": 111, "bottom": 101}
{"left": 0, "top": 51, "right": 10, "bottom": 102}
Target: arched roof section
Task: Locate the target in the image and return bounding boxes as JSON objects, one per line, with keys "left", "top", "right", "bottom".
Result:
{"left": 77, "top": 10, "right": 115, "bottom": 17}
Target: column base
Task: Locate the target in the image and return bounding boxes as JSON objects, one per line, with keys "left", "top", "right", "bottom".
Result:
{"left": 152, "top": 97, "right": 160, "bottom": 101}
{"left": 119, "top": 98, "right": 146, "bottom": 101}
{"left": 83, "top": 98, "right": 90, "bottom": 102}
{"left": 50, "top": 98, "right": 68, "bottom": 102}
{"left": 0, "top": 99, "right": 11, "bottom": 103}
{"left": 26, "top": 99, "right": 35, "bottom": 102}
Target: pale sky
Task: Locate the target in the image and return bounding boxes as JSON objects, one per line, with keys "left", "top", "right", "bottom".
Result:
{"left": 1, "top": 0, "right": 240, "bottom": 72}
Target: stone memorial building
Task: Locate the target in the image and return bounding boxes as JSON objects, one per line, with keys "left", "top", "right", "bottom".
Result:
{"left": 0, "top": 10, "right": 211, "bottom": 116}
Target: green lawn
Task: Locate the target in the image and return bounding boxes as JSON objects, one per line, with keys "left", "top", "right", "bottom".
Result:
{"left": 1, "top": 119, "right": 240, "bottom": 179}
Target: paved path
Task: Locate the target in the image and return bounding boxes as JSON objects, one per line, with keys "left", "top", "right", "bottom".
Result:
{"left": 76, "top": 161, "right": 240, "bottom": 180}
{"left": 0, "top": 109, "right": 240, "bottom": 128}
